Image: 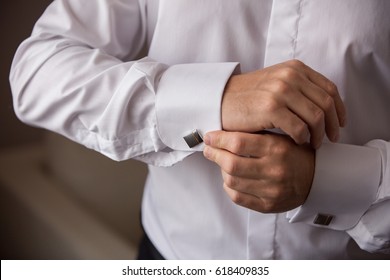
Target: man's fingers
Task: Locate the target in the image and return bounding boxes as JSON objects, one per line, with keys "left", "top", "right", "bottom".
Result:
{"left": 204, "top": 131, "right": 268, "bottom": 157}
{"left": 300, "top": 82, "right": 340, "bottom": 142}
{"left": 204, "top": 130, "right": 315, "bottom": 213}
{"left": 220, "top": 60, "right": 346, "bottom": 149}
{"left": 203, "top": 144, "right": 261, "bottom": 179}
{"left": 278, "top": 92, "right": 324, "bottom": 148}
{"left": 222, "top": 184, "right": 264, "bottom": 212}
{"left": 296, "top": 60, "right": 347, "bottom": 127}
{"left": 223, "top": 184, "right": 285, "bottom": 213}
{"left": 222, "top": 170, "right": 260, "bottom": 194}
{"left": 284, "top": 80, "right": 340, "bottom": 144}
{"left": 281, "top": 60, "right": 344, "bottom": 144}
{"left": 269, "top": 108, "right": 312, "bottom": 147}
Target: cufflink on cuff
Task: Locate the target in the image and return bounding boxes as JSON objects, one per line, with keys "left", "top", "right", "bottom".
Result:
{"left": 183, "top": 129, "right": 203, "bottom": 148}
{"left": 313, "top": 213, "right": 334, "bottom": 226}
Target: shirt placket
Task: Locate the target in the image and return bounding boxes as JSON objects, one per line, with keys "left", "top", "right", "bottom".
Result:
{"left": 247, "top": 0, "right": 303, "bottom": 259}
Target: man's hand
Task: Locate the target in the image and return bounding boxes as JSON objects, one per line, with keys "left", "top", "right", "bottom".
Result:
{"left": 222, "top": 59, "right": 346, "bottom": 149}
{"left": 203, "top": 131, "right": 315, "bottom": 213}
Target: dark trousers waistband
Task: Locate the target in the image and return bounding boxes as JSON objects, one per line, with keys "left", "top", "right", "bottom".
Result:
{"left": 137, "top": 232, "right": 165, "bottom": 260}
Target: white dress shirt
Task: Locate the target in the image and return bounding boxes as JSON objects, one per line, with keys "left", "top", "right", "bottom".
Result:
{"left": 10, "top": 0, "right": 390, "bottom": 259}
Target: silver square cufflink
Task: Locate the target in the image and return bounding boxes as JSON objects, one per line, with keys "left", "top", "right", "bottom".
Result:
{"left": 313, "top": 213, "right": 334, "bottom": 226}
{"left": 183, "top": 129, "right": 203, "bottom": 148}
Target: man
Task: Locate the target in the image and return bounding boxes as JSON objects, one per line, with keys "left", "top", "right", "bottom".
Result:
{"left": 10, "top": 0, "right": 389, "bottom": 259}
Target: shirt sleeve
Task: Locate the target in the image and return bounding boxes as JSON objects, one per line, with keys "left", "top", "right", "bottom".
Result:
{"left": 9, "top": 0, "right": 237, "bottom": 167}
{"left": 287, "top": 140, "right": 390, "bottom": 254}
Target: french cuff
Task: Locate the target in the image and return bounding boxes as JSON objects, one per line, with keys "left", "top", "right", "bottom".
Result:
{"left": 155, "top": 62, "right": 239, "bottom": 151}
{"left": 287, "top": 143, "right": 382, "bottom": 230}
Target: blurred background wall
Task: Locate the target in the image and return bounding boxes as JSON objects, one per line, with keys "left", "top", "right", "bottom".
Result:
{"left": 1, "top": 0, "right": 147, "bottom": 259}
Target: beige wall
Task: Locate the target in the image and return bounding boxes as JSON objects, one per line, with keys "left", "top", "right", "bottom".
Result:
{"left": 1, "top": 0, "right": 147, "bottom": 259}
{"left": 1, "top": 0, "right": 51, "bottom": 148}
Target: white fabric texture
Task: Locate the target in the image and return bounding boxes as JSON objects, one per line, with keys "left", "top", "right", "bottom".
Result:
{"left": 10, "top": 0, "right": 390, "bottom": 259}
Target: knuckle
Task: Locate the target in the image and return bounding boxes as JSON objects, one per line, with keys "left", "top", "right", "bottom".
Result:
{"left": 224, "top": 158, "right": 239, "bottom": 175}
{"left": 326, "top": 81, "right": 338, "bottom": 95}
{"left": 323, "top": 95, "right": 335, "bottom": 112}
{"left": 313, "top": 108, "right": 325, "bottom": 126}
{"left": 224, "top": 174, "right": 237, "bottom": 188}
{"left": 287, "top": 59, "right": 304, "bottom": 68}
{"left": 230, "top": 191, "right": 245, "bottom": 205}
{"left": 279, "top": 67, "right": 299, "bottom": 81}
{"left": 260, "top": 187, "right": 288, "bottom": 213}
{"left": 229, "top": 134, "right": 245, "bottom": 154}
{"left": 270, "top": 165, "right": 288, "bottom": 181}
{"left": 269, "top": 185, "right": 285, "bottom": 199}
{"left": 271, "top": 79, "right": 290, "bottom": 93}
{"left": 293, "top": 122, "right": 309, "bottom": 144}
{"left": 260, "top": 199, "right": 275, "bottom": 213}
{"left": 272, "top": 141, "right": 289, "bottom": 156}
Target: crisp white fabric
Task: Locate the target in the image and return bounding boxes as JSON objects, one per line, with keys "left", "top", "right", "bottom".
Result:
{"left": 287, "top": 143, "right": 381, "bottom": 230}
{"left": 156, "top": 62, "right": 238, "bottom": 151}
{"left": 10, "top": 0, "right": 390, "bottom": 259}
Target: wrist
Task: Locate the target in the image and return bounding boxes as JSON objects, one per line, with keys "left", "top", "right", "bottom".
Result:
{"left": 221, "top": 73, "right": 252, "bottom": 132}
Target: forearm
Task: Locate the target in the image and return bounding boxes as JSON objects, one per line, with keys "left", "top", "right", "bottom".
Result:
{"left": 10, "top": 0, "right": 238, "bottom": 166}
{"left": 11, "top": 37, "right": 237, "bottom": 165}
{"left": 10, "top": 0, "right": 157, "bottom": 161}
{"left": 10, "top": 32, "right": 166, "bottom": 161}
